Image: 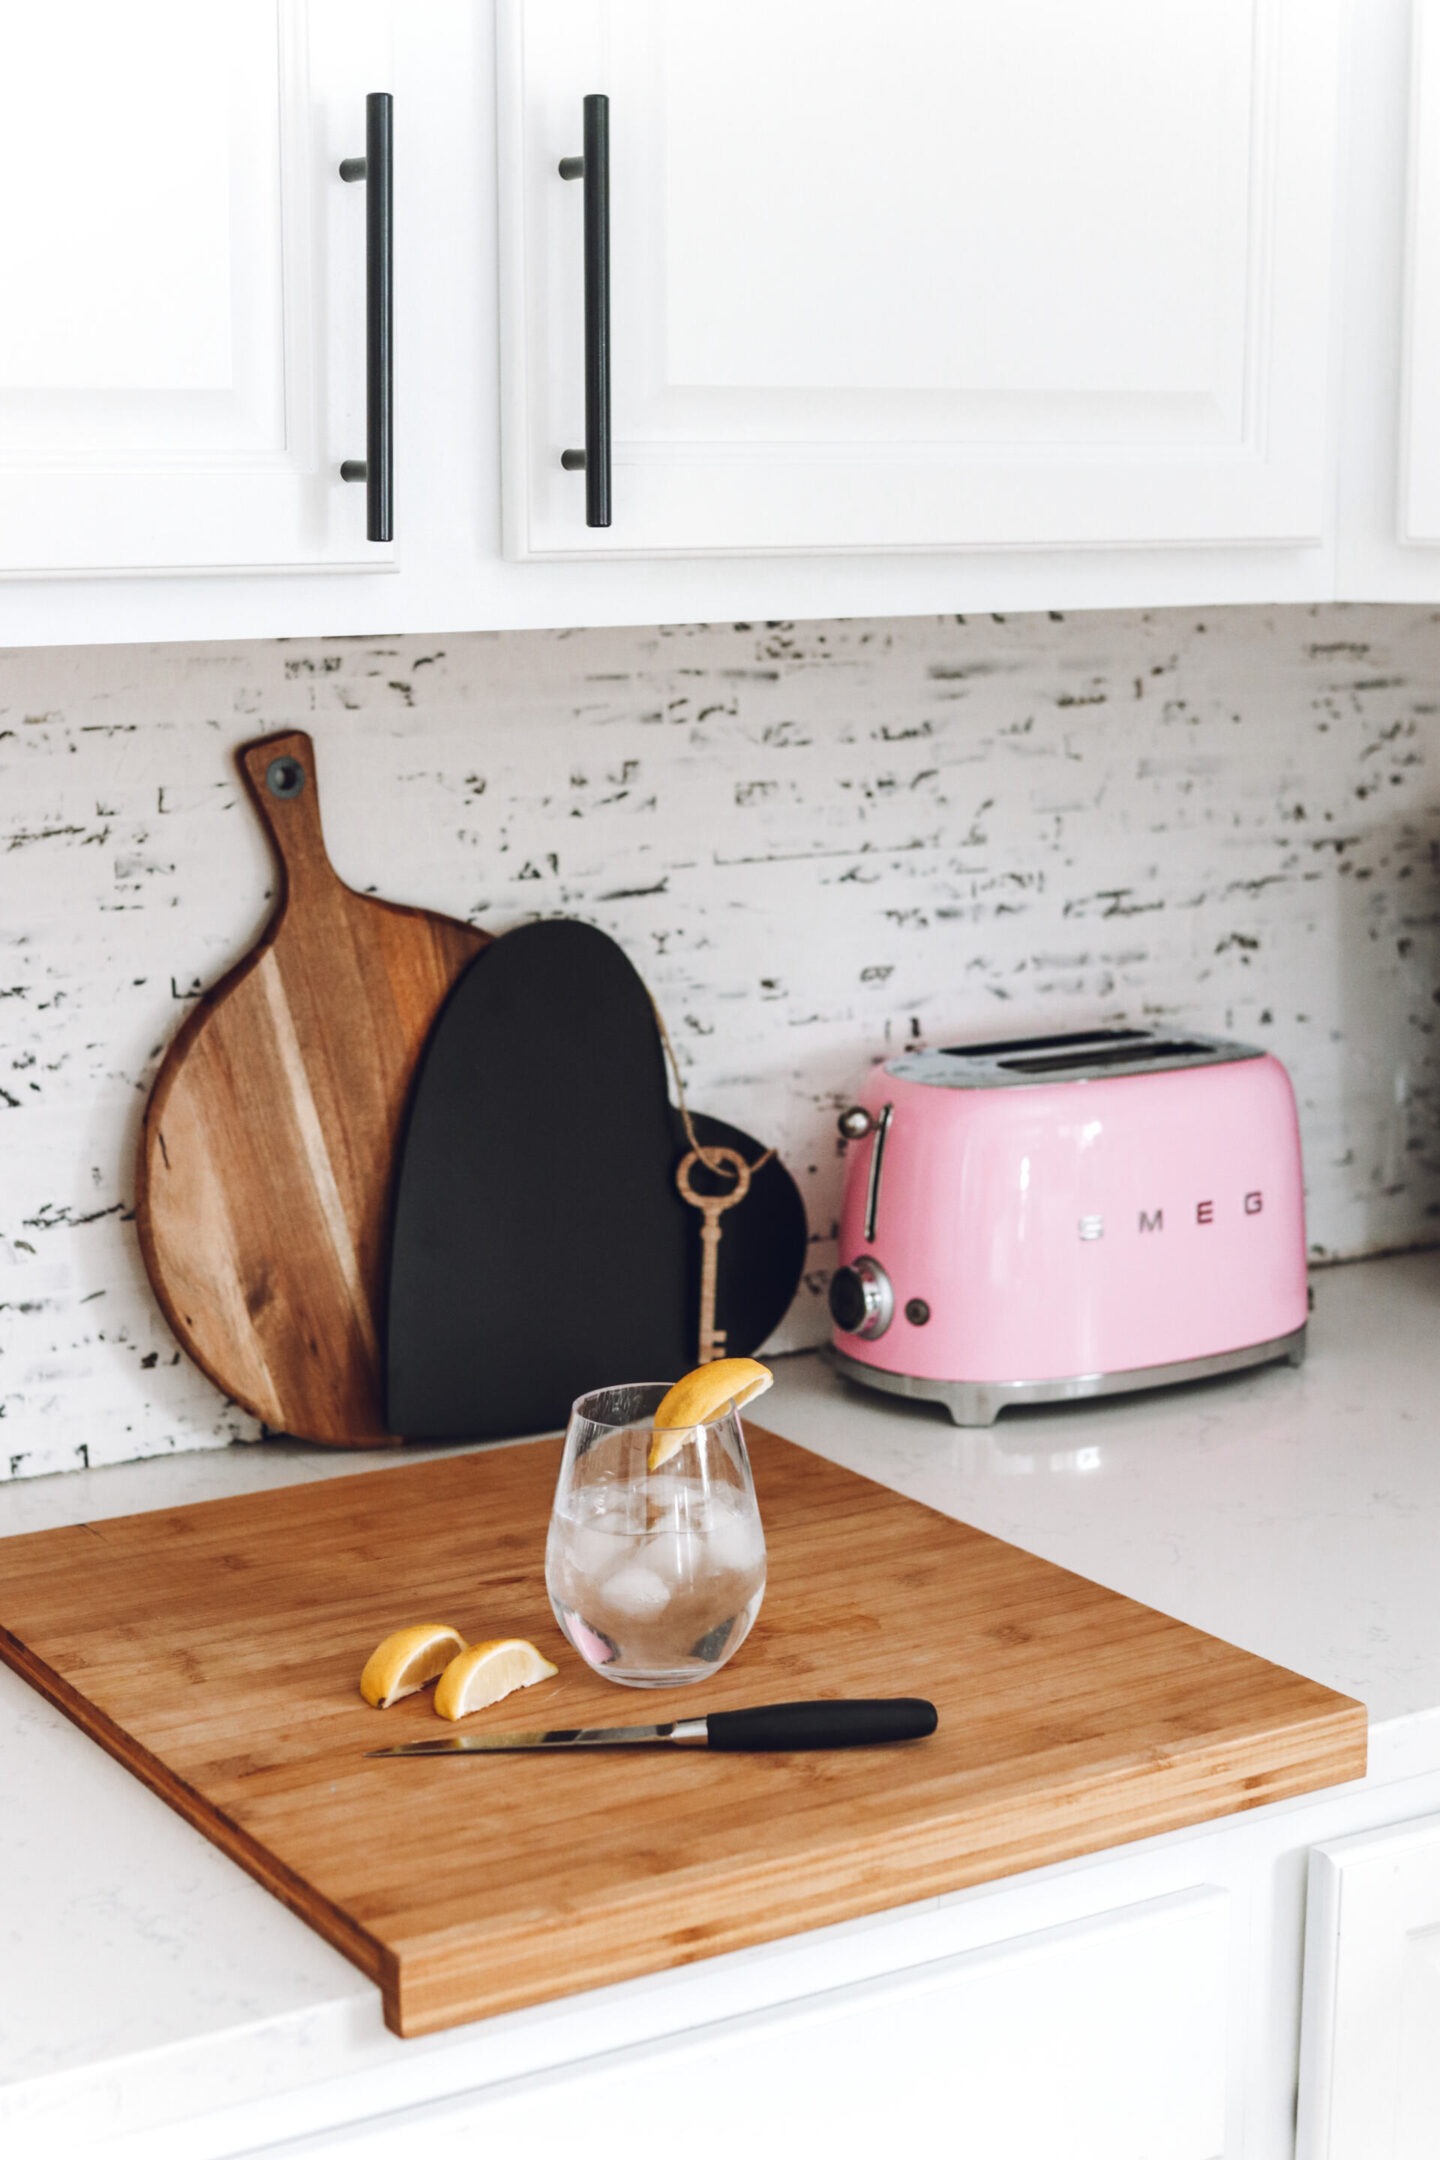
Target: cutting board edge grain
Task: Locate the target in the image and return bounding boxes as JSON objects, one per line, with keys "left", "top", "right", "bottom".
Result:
{"left": 0, "top": 1428, "right": 1368, "bottom": 2040}
{"left": 385, "top": 1697, "right": 1366, "bottom": 2036}
{"left": 0, "top": 1617, "right": 391, "bottom": 1992}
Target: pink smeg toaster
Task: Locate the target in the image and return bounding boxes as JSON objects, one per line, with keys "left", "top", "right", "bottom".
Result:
{"left": 829, "top": 1028, "right": 1307, "bottom": 1425}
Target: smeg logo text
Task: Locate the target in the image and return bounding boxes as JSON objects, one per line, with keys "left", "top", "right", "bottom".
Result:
{"left": 1077, "top": 1191, "right": 1265, "bottom": 1241}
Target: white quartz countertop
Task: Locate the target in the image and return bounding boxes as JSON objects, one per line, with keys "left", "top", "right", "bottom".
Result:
{"left": 4, "top": 1248, "right": 1439, "bottom": 2152}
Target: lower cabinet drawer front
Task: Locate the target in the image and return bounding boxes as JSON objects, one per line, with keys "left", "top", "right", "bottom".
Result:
{"left": 276, "top": 1887, "right": 1230, "bottom": 2160}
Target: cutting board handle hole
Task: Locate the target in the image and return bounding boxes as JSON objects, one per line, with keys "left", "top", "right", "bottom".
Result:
{"left": 266, "top": 756, "right": 307, "bottom": 801}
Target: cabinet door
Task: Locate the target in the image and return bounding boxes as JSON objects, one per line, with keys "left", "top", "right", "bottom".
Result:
{"left": 0, "top": 0, "right": 392, "bottom": 574}
{"left": 1298, "top": 1812, "right": 1440, "bottom": 2160}
{"left": 1402, "top": 0, "right": 1440, "bottom": 544}
{"left": 255, "top": 1888, "right": 1230, "bottom": 2158}
{"left": 499, "top": 0, "right": 1340, "bottom": 560}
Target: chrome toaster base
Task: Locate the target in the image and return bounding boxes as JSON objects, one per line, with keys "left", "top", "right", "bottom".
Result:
{"left": 830, "top": 1325, "right": 1307, "bottom": 1429}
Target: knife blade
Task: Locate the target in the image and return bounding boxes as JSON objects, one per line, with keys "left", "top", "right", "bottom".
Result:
{"left": 367, "top": 1697, "right": 938, "bottom": 1756}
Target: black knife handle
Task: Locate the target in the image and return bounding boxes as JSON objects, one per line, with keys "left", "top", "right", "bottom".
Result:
{"left": 704, "top": 1699, "right": 938, "bottom": 1751}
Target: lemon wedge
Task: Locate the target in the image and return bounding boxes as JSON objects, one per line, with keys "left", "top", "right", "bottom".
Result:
{"left": 433, "top": 1638, "right": 559, "bottom": 1722}
{"left": 649, "top": 1357, "right": 773, "bottom": 1470}
{"left": 360, "top": 1623, "right": 467, "bottom": 1709}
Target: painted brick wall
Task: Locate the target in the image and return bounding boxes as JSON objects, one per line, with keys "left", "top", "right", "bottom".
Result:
{"left": 4, "top": 604, "right": 1440, "bottom": 1479}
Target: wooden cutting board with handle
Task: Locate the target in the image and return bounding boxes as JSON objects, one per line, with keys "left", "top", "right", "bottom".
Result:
{"left": 135, "top": 730, "right": 488, "bottom": 1445}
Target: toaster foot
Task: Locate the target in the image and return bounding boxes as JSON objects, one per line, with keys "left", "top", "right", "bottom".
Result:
{"left": 830, "top": 1326, "right": 1308, "bottom": 1427}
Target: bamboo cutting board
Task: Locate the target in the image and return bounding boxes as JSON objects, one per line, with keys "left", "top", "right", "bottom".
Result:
{"left": 0, "top": 1429, "right": 1365, "bottom": 2038}
{"left": 135, "top": 730, "right": 487, "bottom": 1445}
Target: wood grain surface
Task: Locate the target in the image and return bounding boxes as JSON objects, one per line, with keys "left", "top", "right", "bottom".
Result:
{"left": 0, "top": 1426, "right": 1365, "bottom": 2037}
{"left": 134, "top": 730, "right": 487, "bottom": 1445}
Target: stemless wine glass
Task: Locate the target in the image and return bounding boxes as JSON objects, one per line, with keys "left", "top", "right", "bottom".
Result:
{"left": 545, "top": 1382, "right": 766, "bottom": 1688}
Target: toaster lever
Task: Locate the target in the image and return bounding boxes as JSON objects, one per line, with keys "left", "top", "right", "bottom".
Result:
{"left": 864, "top": 1103, "right": 893, "bottom": 1243}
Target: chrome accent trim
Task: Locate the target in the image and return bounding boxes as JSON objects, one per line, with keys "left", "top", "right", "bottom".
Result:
{"left": 842, "top": 1254, "right": 894, "bottom": 1340}
{"left": 838, "top": 1105, "right": 873, "bottom": 1141}
{"left": 864, "top": 1102, "right": 893, "bottom": 1241}
{"left": 669, "top": 1718, "right": 709, "bottom": 1747}
{"left": 830, "top": 1326, "right": 1307, "bottom": 1428}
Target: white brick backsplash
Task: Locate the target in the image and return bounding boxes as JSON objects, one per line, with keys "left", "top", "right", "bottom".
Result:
{"left": 3, "top": 605, "right": 1440, "bottom": 1478}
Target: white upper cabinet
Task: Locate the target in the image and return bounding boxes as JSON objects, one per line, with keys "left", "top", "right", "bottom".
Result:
{"left": 0, "top": 0, "right": 392, "bottom": 575}
{"left": 34, "top": 0, "right": 1440, "bottom": 642}
{"left": 1335, "top": 0, "right": 1440, "bottom": 600}
{"left": 1400, "top": 3, "right": 1440, "bottom": 544}
{"left": 498, "top": 0, "right": 1342, "bottom": 560}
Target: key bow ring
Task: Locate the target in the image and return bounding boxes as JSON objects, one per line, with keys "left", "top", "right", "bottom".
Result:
{"left": 676, "top": 1146, "right": 755, "bottom": 1366}
{"left": 675, "top": 1145, "right": 752, "bottom": 1210}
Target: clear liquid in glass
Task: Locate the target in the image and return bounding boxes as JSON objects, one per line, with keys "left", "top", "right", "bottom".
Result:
{"left": 547, "top": 1469, "right": 766, "bottom": 1688}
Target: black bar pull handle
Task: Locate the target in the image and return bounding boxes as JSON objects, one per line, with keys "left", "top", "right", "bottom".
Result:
{"left": 339, "top": 91, "right": 394, "bottom": 543}
{"left": 559, "top": 93, "right": 611, "bottom": 528}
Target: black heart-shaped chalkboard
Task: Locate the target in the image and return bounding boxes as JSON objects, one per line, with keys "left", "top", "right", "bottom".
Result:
{"left": 384, "top": 919, "right": 807, "bottom": 1439}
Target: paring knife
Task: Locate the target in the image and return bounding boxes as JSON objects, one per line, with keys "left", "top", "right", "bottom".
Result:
{"left": 367, "top": 1697, "right": 937, "bottom": 1756}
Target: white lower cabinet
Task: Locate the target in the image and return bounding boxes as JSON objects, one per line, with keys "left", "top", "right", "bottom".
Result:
{"left": 75, "top": 1762, "right": 1440, "bottom": 2159}
{"left": 1298, "top": 1810, "right": 1440, "bottom": 2160}
{"left": 264, "top": 1888, "right": 1229, "bottom": 2160}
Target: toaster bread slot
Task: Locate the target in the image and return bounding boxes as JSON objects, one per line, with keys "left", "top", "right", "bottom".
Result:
{"left": 903, "top": 1028, "right": 1261, "bottom": 1090}
{"left": 996, "top": 1039, "right": 1219, "bottom": 1077}
{"left": 939, "top": 1028, "right": 1148, "bottom": 1058}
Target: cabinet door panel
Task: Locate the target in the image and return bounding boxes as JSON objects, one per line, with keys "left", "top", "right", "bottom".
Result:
{"left": 1401, "top": 0, "right": 1440, "bottom": 543}
{"left": 1299, "top": 1811, "right": 1440, "bottom": 2160}
{"left": 0, "top": 0, "right": 392, "bottom": 573}
{"left": 261, "top": 1888, "right": 1229, "bottom": 2158}
{"left": 500, "top": 0, "right": 1340, "bottom": 558}
{"left": 653, "top": 5, "right": 1244, "bottom": 408}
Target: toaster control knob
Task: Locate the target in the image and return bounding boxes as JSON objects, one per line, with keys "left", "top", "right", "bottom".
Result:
{"left": 829, "top": 1256, "right": 894, "bottom": 1340}
{"left": 837, "top": 1106, "right": 874, "bottom": 1141}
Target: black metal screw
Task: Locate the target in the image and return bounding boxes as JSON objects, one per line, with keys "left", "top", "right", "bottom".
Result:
{"left": 904, "top": 1298, "right": 931, "bottom": 1327}
{"left": 266, "top": 756, "right": 306, "bottom": 800}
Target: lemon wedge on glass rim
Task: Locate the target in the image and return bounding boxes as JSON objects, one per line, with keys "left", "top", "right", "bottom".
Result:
{"left": 433, "top": 1638, "right": 559, "bottom": 1721}
{"left": 649, "top": 1357, "right": 773, "bottom": 1471}
{"left": 359, "top": 1623, "right": 466, "bottom": 1709}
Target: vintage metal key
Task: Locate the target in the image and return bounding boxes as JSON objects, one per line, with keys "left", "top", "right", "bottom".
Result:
{"left": 675, "top": 1147, "right": 752, "bottom": 1365}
